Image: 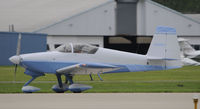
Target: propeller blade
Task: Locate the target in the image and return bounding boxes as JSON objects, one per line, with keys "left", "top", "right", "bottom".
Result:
{"left": 14, "top": 64, "right": 18, "bottom": 82}
{"left": 13, "top": 33, "right": 21, "bottom": 82}
{"left": 16, "top": 33, "right": 21, "bottom": 56}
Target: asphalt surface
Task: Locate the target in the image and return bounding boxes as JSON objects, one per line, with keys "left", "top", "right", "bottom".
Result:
{"left": 0, "top": 93, "right": 199, "bottom": 109}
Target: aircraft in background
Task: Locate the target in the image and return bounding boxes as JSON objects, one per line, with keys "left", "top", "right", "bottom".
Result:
{"left": 9, "top": 26, "right": 182, "bottom": 93}
{"left": 178, "top": 38, "right": 200, "bottom": 66}
{"left": 180, "top": 57, "right": 200, "bottom": 66}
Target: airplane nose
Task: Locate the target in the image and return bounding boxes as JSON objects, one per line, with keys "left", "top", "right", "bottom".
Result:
{"left": 9, "top": 55, "right": 21, "bottom": 64}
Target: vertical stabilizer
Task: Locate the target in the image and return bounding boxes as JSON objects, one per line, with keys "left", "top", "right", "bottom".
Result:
{"left": 147, "top": 26, "right": 182, "bottom": 69}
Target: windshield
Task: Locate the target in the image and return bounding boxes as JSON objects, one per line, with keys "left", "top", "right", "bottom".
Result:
{"left": 56, "top": 44, "right": 72, "bottom": 53}
{"left": 56, "top": 43, "right": 98, "bottom": 54}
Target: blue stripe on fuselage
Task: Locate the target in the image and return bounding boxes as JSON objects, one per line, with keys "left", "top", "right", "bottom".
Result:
{"left": 21, "top": 61, "right": 77, "bottom": 74}
{"left": 104, "top": 64, "right": 164, "bottom": 74}
{"left": 21, "top": 60, "right": 180, "bottom": 74}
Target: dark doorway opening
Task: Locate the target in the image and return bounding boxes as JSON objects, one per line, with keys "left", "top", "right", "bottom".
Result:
{"left": 104, "top": 36, "right": 152, "bottom": 55}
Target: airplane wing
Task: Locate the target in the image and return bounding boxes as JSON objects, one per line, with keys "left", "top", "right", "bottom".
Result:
{"left": 56, "top": 63, "right": 120, "bottom": 75}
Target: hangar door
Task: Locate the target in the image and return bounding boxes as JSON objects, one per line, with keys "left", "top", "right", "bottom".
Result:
{"left": 116, "top": 1, "right": 137, "bottom": 35}
{"left": 104, "top": 36, "right": 152, "bottom": 55}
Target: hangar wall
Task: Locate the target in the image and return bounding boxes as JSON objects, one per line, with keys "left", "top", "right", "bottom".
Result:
{"left": 0, "top": 32, "right": 47, "bottom": 65}
{"left": 37, "top": 1, "right": 116, "bottom": 35}
{"left": 137, "top": 0, "right": 200, "bottom": 36}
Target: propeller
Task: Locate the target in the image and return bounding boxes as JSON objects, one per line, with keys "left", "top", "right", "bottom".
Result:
{"left": 13, "top": 33, "right": 22, "bottom": 82}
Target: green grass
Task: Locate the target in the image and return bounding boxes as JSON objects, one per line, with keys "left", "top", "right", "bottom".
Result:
{"left": 0, "top": 66, "right": 200, "bottom": 93}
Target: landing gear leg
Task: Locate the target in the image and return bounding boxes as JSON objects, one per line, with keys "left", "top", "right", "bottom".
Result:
{"left": 97, "top": 72, "right": 103, "bottom": 81}
{"left": 56, "top": 74, "right": 63, "bottom": 89}
{"left": 24, "top": 77, "right": 36, "bottom": 86}
{"left": 89, "top": 74, "right": 93, "bottom": 81}
{"left": 65, "top": 74, "right": 74, "bottom": 85}
{"left": 52, "top": 74, "right": 68, "bottom": 93}
{"left": 22, "top": 77, "right": 41, "bottom": 93}
{"left": 64, "top": 75, "right": 68, "bottom": 84}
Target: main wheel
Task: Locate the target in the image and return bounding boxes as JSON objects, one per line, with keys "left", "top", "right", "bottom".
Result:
{"left": 52, "top": 84, "right": 69, "bottom": 93}
{"left": 72, "top": 91, "right": 82, "bottom": 93}
{"left": 55, "top": 90, "right": 65, "bottom": 93}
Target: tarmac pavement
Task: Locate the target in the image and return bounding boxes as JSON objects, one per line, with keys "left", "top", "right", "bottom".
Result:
{"left": 0, "top": 93, "right": 199, "bottom": 109}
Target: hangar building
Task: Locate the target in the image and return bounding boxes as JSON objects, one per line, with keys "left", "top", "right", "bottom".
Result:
{"left": 0, "top": 0, "right": 200, "bottom": 54}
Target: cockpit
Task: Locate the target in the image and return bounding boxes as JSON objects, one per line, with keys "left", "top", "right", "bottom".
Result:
{"left": 56, "top": 43, "right": 99, "bottom": 54}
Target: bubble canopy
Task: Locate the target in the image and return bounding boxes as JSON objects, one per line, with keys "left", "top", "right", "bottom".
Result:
{"left": 56, "top": 43, "right": 98, "bottom": 54}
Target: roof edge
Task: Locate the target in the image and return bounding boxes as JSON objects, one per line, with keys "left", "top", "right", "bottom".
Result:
{"left": 0, "top": 31, "right": 47, "bottom": 36}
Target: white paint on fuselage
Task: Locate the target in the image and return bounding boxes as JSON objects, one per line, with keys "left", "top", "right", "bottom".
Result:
{"left": 20, "top": 47, "right": 147, "bottom": 65}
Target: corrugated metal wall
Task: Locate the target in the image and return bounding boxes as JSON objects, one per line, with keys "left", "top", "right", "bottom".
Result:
{"left": 0, "top": 32, "right": 47, "bottom": 65}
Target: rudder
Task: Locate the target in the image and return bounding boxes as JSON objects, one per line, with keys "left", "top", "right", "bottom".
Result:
{"left": 147, "top": 26, "right": 182, "bottom": 69}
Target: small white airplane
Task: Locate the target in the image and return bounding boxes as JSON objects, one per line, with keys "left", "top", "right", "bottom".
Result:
{"left": 181, "top": 57, "right": 200, "bottom": 66}
{"left": 9, "top": 26, "right": 182, "bottom": 93}
{"left": 178, "top": 38, "right": 200, "bottom": 66}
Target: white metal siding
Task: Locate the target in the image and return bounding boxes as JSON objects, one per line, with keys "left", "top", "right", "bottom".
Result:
{"left": 0, "top": 0, "right": 113, "bottom": 32}
{"left": 137, "top": 0, "right": 200, "bottom": 36}
{"left": 38, "top": 1, "right": 116, "bottom": 35}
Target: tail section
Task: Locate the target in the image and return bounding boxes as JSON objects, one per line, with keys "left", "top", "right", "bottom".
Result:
{"left": 178, "top": 38, "right": 195, "bottom": 53}
{"left": 178, "top": 38, "right": 197, "bottom": 58}
{"left": 147, "top": 26, "right": 182, "bottom": 69}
